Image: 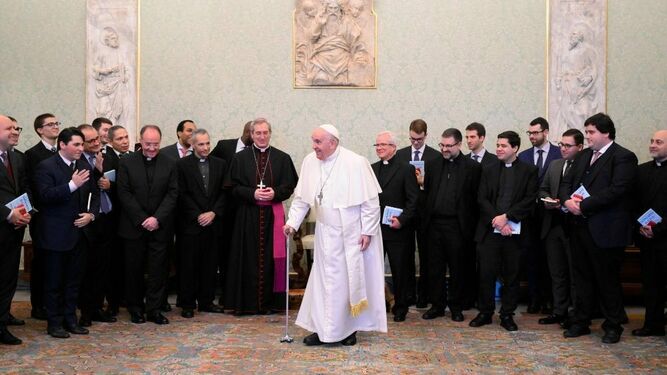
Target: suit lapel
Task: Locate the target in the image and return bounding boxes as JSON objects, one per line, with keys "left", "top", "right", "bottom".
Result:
{"left": 586, "top": 143, "right": 616, "bottom": 185}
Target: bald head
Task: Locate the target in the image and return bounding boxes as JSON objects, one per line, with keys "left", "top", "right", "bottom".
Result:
{"left": 311, "top": 127, "right": 339, "bottom": 160}
{"left": 649, "top": 130, "right": 667, "bottom": 162}
{"left": 0, "top": 115, "right": 14, "bottom": 150}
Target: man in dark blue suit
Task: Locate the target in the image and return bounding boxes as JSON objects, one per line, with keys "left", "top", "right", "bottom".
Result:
{"left": 518, "top": 117, "right": 562, "bottom": 314}
{"left": 34, "top": 127, "right": 100, "bottom": 338}
{"left": 560, "top": 113, "right": 638, "bottom": 344}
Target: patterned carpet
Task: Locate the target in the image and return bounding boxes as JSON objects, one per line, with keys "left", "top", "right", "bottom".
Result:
{"left": 1, "top": 301, "right": 665, "bottom": 374}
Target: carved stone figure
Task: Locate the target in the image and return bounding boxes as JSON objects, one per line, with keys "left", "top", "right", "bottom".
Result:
{"left": 92, "top": 27, "right": 130, "bottom": 125}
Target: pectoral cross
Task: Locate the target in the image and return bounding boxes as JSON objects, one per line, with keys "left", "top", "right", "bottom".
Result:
{"left": 257, "top": 180, "right": 266, "bottom": 189}
{"left": 317, "top": 190, "right": 323, "bottom": 205}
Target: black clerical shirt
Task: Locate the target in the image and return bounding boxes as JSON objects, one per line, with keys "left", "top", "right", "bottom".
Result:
{"left": 433, "top": 153, "right": 462, "bottom": 217}
{"left": 496, "top": 161, "right": 517, "bottom": 214}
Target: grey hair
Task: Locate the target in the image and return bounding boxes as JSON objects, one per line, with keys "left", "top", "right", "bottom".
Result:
{"left": 191, "top": 128, "right": 209, "bottom": 143}
{"left": 250, "top": 117, "right": 272, "bottom": 133}
{"left": 377, "top": 130, "right": 397, "bottom": 145}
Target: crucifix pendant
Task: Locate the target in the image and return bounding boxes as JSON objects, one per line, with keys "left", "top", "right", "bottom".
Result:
{"left": 317, "top": 191, "right": 323, "bottom": 205}
{"left": 257, "top": 180, "right": 266, "bottom": 189}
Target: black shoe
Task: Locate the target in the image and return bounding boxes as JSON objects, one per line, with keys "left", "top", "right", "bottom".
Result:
{"left": 526, "top": 301, "right": 541, "bottom": 314}
{"left": 500, "top": 315, "right": 518, "bottom": 331}
{"left": 65, "top": 324, "right": 89, "bottom": 335}
{"left": 341, "top": 332, "right": 357, "bottom": 346}
{"left": 31, "top": 307, "right": 48, "bottom": 321}
{"left": 92, "top": 309, "right": 117, "bottom": 323}
{"left": 161, "top": 303, "right": 172, "bottom": 312}
{"left": 539, "top": 314, "right": 566, "bottom": 325}
{"left": 559, "top": 318, "right": 572, "bottom": 329}
{"left": 7, "top": 313, "right": 25, "bottom": 326}
{"left": 199, "top": 304, "right": 224, "bottom": 313}
{"left": 632, "top": 326, "right": 665, "bottom": 337}
{"left": 79, "top": 315, "right": 92, "bottom": 327}
{"left": 451, "top": 311, "right": 465, "bottom": 322}
{"left": 0, "top": 328, "right": 22, "bottom": 345}
{"left": 393, "top": 311, "right": 407, "bottom": 322}
{"left": 130, "top": 312, "right": 146, "bottom": 324}
{"left": 47, "top": 327, "right": 70, "bottom": 339}
{"left": 563, "top": 325, "right": 591, "bottom": 338}
{"left": 181, "top": 309, "right": 194, "bottom": 319}
{"left": 601, "top": 329, "right": 622, "bottom": 344}
{"left": 422, "top": 308, "right": 445, "bottom": 320}
{"left": 469, "top": 313, "right": 493, "bottom": 327}
{"left": 147, "top": 312, "right": 169, "bottom": 325}
{"left": 303, "top": 333, "right": 324, "bottom": 346}
{"left": 106, "top": 305, "right": 119, "bottom": 317}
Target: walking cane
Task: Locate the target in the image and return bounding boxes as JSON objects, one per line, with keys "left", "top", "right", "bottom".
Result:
{"left": 280, "top": 235, "right": 294, "bottom": 343}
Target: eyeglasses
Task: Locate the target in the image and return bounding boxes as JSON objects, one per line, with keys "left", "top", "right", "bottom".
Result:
{"left": 373, "top": 143, "right": 395, "bottom": 148}
{"left": 526, "top": 130, "right": 544, "bottom": 136}
{"left": 85, "top": 137, "right": 100, "bottom": 144}
{"left": 558, "top": 142, "right": 577, "bottom": 149}
{"left": 41, "top": 121, "right": 61, "bottom": 128}
{"left": 13, "top": 127, "right": 23, "bottom": 134}
{"left": 438, "top": 142, "right": 460, "bottom": 149}
{"left": 409, "top": 136, "right": 425, "bottom": 143}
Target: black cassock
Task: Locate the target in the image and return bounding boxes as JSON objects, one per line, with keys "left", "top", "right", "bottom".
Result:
{"left": 224, "top": 145, "right": 298, "bottom": 313}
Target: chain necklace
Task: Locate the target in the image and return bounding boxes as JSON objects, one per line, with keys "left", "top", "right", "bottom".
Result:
{"left": 318, "top": 151, "right": 340, "bottom": 205}
{"left": 252, "top": 145, "right": 271, "bottom": 189}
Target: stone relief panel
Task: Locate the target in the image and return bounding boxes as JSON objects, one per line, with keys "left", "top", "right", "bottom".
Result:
{"left": 548, "top": 0, "right": 606, "bottom": 137}
{"left": 86, "top": 0, "right": 138, "bottom": 140}
{"left": 294, "top": 0, "right": 376, "bottom": 88}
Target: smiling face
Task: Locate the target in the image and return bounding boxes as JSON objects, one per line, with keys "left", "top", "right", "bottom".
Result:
{"left": 584, "top": 124, "right": 610, "bottom": 151}
{"left": 496, "top": 137, "right": 518, "bottom": 163}
{"left": 311, "top": 128, "right": 337, "bottom": 160}
{"left": 649, "top": 130, "right": 667, "bottom": 162}
{"left": 192, "top": 132, "right": 211, "bottom": 159}
{"left": 251, "top": 122, "right": 271, "bottom": 149}
{"left": 374, "top": 133, "right": 396, "bottom": 161}
{"left": 60, "top": 135, "right": 85, "bottom": 161}
{"left": 110, "top": 127, "right": 130, "bottom": 153}
{"left": 140, "top": 127, "right": 161, "bottom": 158}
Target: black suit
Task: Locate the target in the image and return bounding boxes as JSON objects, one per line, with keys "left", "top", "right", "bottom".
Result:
{"left": 160, "top": 143, "right": 184, "bottom": 162}
{"left": 475, "top": 159, "right": 538, "bottom": 316}
{"left": 24, "top": 141, "right": 57, "bottom": 314}
{"left": 559, "top": 142, "right": 637, "bottom": 331}
{"left": 468, "top": 150, "right": 498, "bottom": 168}
{"left": 34, "top": 154, "right": 100, "bottom": 330}
{"left": 0, "top": 150, "right": 30, "bottom": 329}
{"left": 117, "top": 152, "right": 178, "bottom": 315}
{"left": 372, "top": 155, "right": 419, "bottom": 315}
{"left": 423, "top": 153, "right": 481, "bottom": 313}
{"left": 395, "top": 145, "right": 440, "bottom": 304}
{"left": 635, "top": 159, "right": 667, "bottom": 330}
{"left": 211, "top": 138, "right": 239, "bottom": 165}
{"left": 176, "top": 154, "right": 228, "bottom": 309}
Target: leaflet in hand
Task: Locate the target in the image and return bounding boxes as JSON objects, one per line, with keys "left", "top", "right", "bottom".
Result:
{"left": 104, "top": 169, "right": 116, "bottom": 182}
{"left": 5, "top": 193, "right": 33, "bottom": 213}
{"left": 638, "top": 208, "right": 663, "bottom": 227}
{"left": 382, "top": 206, "right": 403, "bottom": 225}
{"left": 494, "top": 221, "right": 521, "bottom": 234}
{"left": 409, "top": 160, "right": 425, "bottom": 176}
{"left": 571, "top": 185, "right": 590, "bottom": 200}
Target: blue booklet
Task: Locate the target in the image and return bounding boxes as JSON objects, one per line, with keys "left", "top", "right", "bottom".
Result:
{"left": 409, "top": 160, "right": 425, "bottom": 176}
{"left": 5, "top": 193, "right": 33, "bottom": 212}
{"left": 571, "top": 185, "right": 590, "bottom": 200}
{"left": 382, "top": 206, "right": 403, "bottom": 225}
{"left": 638, "top": 208, "right": 663, "bottom": 227}
{"left": 494, "top": 220, "right": 521, "bottom": 235}
{"left": 104, "top": 169, "right": 116, "bottom": 182}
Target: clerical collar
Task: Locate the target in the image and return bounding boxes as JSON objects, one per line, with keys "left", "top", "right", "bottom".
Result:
{"left": 253, "top": 144, "right": 270, "bottom": 153}
{"left": 198, "top": 157, "right": 208, "bottom": 163}
{"left": 381, "top": 154, "right": 395, "bottom": 165}
{"left": 143, "top": 154, "right": 156, "bottom": 162}
{"left": 656, "top": 159, "right": 665, "bottom": 167}
{"left": 504, "top": 158, "right": 517, "bottom": 168}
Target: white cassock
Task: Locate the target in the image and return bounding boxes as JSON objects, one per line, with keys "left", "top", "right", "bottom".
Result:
{"left": 286, "top": 146, "right": 387, "bottom": 342}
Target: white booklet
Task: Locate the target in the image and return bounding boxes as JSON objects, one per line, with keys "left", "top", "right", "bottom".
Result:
{"left": 5, "top": 192, "right": 33, "bottom": 213}
{"left": 571, "top": 185, "right": 590, "bottom": 200}
{"left": 409, "top": 160, "right": 425, "bottom": 176}
{"left": 104, "top": 169, "right": 116, "bottom": 182}
{"left": 382, "top": 206, "right": 403, "bottom": 225}
{"left": 494, "top": 220, "right": 521, "bottom": 235}
{"left": 638, "top": 208, "right": 663, "bottom": 227}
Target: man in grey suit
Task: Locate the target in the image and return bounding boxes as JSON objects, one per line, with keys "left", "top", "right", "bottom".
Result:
{"left": 537, "top": 129, "right": 583, "bottom": 326}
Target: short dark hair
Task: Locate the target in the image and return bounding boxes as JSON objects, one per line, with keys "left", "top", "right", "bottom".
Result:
{"left": 409, "top": 119, "right": 428, "bottom": 134}
{"left": 529, "top": 117, "right": 549, "bottom": 131}
{"left": 498, "top": 130, "right": 521, "bottom": 149}
{"left": 57, "top": 127, "right": 84, "bottom": 149}
{"left": 562, "top": 128, "right": 584, "bottom": 145}
{"left": 140, "top": 124, "right": 162, "bottom": 138}
{"left": 177, "top": 120, "right": 195, "bottom": 133}
{"left": 91, "top": 117, "right": 112, "bottom": 131}
{"left": 7, "top": 115, "right": 17, "bottom": 122}
{"left": 33, "top": 113, "right": 55, "bottom": 133}
{"left": 108, "top": 125, "right": 126, "bottom": 141}
{"left": 585, "top": 112, "right": 615, "bottom": 140}
{"left": 441, "top": 128, "right": 462, "bottom": 143}
{"left": 465, "top": 122, "right": 486, "bottom": 137}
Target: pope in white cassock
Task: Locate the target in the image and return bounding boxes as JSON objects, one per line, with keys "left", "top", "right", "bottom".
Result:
{"left": 284, "top": 124, "right": 387, "bottom": 346}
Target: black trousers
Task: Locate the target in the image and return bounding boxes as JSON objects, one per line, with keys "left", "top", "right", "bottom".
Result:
{"left": 79, "top": 214, "right": 113, "bottom": 315}
{"left": 544, "top": 224, "right": 573, "bottom": 316}
{"left": 522, "top": 214, "right": 551, "bottom": 306}
{"left": 0, "top": 226, "right": 24, "bottom": 326}
{"left": 638, "top": 238, "right": 667, "bottom": 329}
{"left": 383, "top": 236, "right": 411, "bottom": 314}
{"left": 570, "top": 222, "right": 626, "bottom": 331}
{"left": 124, "top": 234, "right": 168, "bottom": 315}
{"left": 28, "top": 218, "right": 45, "bottom": 312}
{"left": 178, "top": 230, "right": 219, "bottom": 309}
{"left": 106, "top": 233, "right": 125, "bottom": 311}
{"left": 406, "top": 218, "right": 429, "bottom": 304}
{"left": 427, "top": 217, "right": 466, "bottom": 313}
{"left": 44, "top": 244, "right": 85, "bottom": 329}
{"left": 477, "top": 233, "right": 522, "bottom": 315}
